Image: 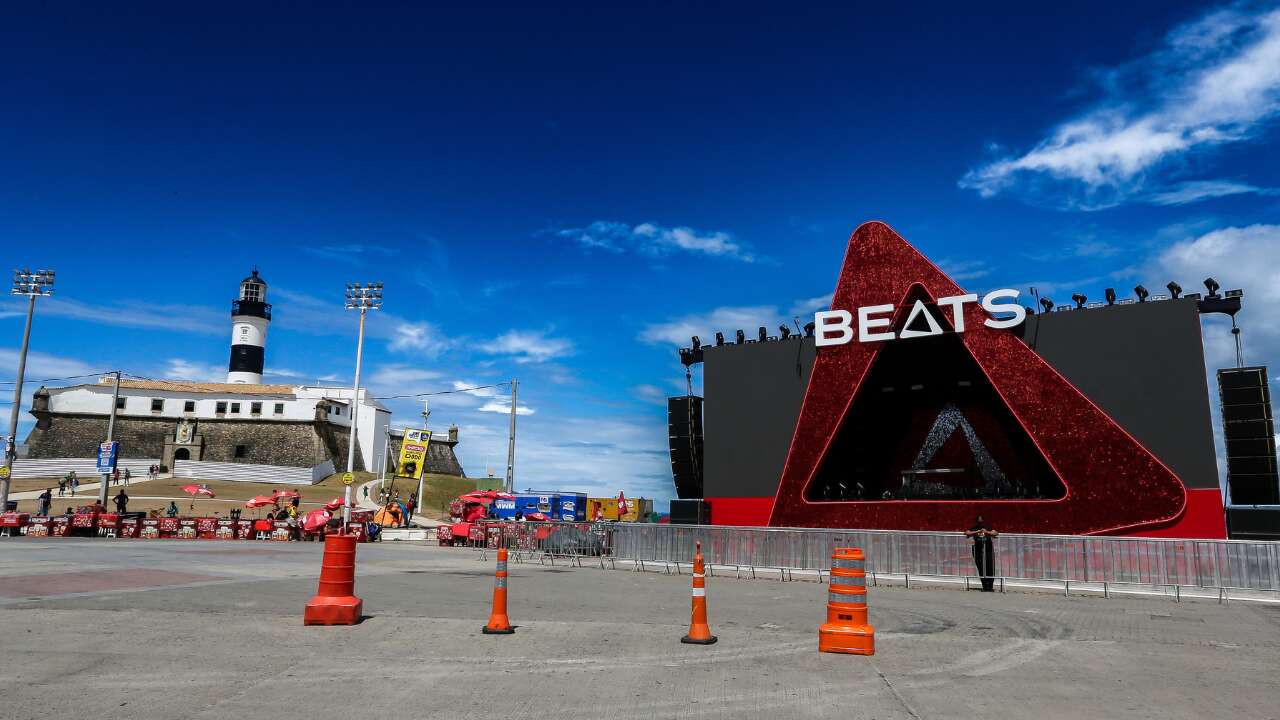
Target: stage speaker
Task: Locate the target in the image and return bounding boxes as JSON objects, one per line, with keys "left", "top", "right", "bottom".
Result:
{"left": 668, "top": 396, "right": 704, "bottom": 499}
{"left": 1218, "top": 367, "right": 1280, "bottom": 506}
{"left": 670, "top": 499, "right": 711, "bottom": 525}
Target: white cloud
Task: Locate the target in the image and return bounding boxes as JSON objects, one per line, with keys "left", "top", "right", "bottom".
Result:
{"left": 479, "top": 400, "right": 535, "bottom": 416}
{"left": 936, "top": 258, "right": 993, "bottom": 282}
{"left": 367, "top": 364, "right": 442, "bottom": 389}
{"left": 162, "top": 358, "right": 226, "bottom": 382}
{"left": 552, "top": 220, "right": 756, "bottom": 262}
{"left": 482, "top": 330, "right": 573, "bottom": 364}
{"left": 301, "top": 244, "right": 398, "bottom": 264}
{"left": 630, "top": 384, "right": 669, "bottom": 403}
{"left": 639, "top": 305, "right": 782, "bottom": 347}
{"left": 0, "top": 296, "right": 224, "bottom": 335}
{"left": 1145, "top": 179, "right": 1276, "bottom": 205}
{"left": 387, "top": 321, "right": 452, "bottom": 356}
{"left": 0, "top": 349, "right": 98, "bottom": 381}
{"left": 961, "top": 5, "right": 1280, "bottom": 208}
{"left": 788, "top": 294, "right": 833, "bottom": 317}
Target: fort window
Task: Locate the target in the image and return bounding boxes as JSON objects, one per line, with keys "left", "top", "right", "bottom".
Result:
{"left": 183, "top": 400, "right": 196, "bottom": 413}
{"left": 274, "top": 403, "right": 284, "bottom": 414}
{"left": 115, "top": 397, "right": 126, "bottom": 410}
{"left": 250, "top": 402, "right": 262, "bottom": 415}
{"left": 151, "top": 399, "right": 163, "bottom": 412}
{"left": 215, "top": 401, "right": 227, "bottom": 414}
{"left": 230, "top": 402, "right": 241, "bottom": 413}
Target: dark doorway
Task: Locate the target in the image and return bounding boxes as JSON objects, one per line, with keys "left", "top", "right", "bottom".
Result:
{"left": 174, "top": 448, "right": 191, "bottom": 461}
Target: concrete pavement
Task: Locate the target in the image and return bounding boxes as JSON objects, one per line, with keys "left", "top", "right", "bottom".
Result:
{"left": 0, "top": 538, "right": 1277, "bottom": 719}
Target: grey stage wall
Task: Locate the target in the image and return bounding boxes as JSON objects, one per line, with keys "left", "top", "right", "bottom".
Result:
{"left": 701, "top": 297, "right": 1219, "bottom": 499}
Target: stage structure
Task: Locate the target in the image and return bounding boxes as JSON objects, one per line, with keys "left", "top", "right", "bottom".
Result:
{"left": 669, "top": 222, "right": 1271, "bottom": 539}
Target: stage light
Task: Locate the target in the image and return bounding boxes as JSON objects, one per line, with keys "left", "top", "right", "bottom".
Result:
{"left": 1134, "top": 285, "right": 1148, "bottom": 302}
{"left": 1104, "top": 288, "right": 1116, "bottom": 305}
{"left": 1167, "top": 281, "right": 1182, "bottom": 299}
{"left": 1203, "top": 277, "right": 1220, "bottom": 297}
{"left": 758, "top": 326, "right": 767, "bottom": 342}
{"left": 735, "top": 329, "right": 745, "bottom": 344}
{"left": 1225, "top": 289, "right": 1243, "bottom": 298}
{"left": 1071, "top": 293, "right": 1087, "bottom": 309}
{"left": 779, "top": 324, "right": 791, "bottom": 339}
{"left": 714, "top": 332, "right": 725, "bottom": 347}
{"left": 691, "top": 336, "right": 701, "bottom": 351}
{"left": 803, "top": 321, "right": 815, "bottom": 337}
{"left": 1039, "top": 297, "right": 1054, "bottom": 312}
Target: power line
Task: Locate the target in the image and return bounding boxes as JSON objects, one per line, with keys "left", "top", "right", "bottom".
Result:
{"left": 372, "top": 382, "right": 510, "bottom": 400}
{"left": 0, "top": 371, "right": 119, "bottom": 386}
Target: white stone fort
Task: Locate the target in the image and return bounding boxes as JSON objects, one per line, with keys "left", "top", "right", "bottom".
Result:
{"left": 21, "top": 271, "right": 463, "bottom": 484}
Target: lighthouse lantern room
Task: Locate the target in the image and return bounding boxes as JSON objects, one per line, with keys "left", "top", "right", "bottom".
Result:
{"left": 227, "top": 269, "right": 272, "bottom": 384}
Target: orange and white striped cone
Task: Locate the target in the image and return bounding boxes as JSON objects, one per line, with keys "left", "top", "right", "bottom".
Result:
{"left": 819, "top": 547, "right": 874, "bottom": 655}
{"left": 681, "top": 540, "right": 717, "bottom": 645}
{"left": 482, "top": 546, "right": 515, "bottom": 634}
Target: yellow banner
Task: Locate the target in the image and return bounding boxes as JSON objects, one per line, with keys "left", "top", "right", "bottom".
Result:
{"left": 396, "top": 428, "right": 431, "bottom": 479}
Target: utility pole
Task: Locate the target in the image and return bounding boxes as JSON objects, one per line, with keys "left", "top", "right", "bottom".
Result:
{"left": 416, "top": 399, "right": 429, "bottom": 521}
{"left": 98, "top": 371, "right": 121, "bottom": 507}
{"left": 1, "top": 269, "right": 54, "bottom": 514}
{"left": 343, "top": 282, "right": 382, "bottom": 528}
{"left": 505, "top": 379, "right": 518, "bottom": 494}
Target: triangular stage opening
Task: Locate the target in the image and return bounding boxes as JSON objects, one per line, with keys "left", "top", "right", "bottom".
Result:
{"left": 805, "top": 284, "right": 1064, "bottom": 502}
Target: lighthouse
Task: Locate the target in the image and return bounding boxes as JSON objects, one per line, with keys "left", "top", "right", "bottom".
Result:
{"left": 227, "top": 270, "right": 271, "bottom": 384}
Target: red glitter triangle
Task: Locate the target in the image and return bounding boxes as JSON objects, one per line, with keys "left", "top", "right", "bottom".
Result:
{"left": 768, "top": 222, "right": 1187, "bottom": 534}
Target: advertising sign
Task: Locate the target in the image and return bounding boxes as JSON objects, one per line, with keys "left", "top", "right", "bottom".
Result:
{"left": 396, "top": 428, "right": 432, "bottom": 479}
{"left": 96, "top": 441, "right": 120, "bottom": 475}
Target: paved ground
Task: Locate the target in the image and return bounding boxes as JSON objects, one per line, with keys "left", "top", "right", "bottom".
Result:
{"left": 0, "top": 539, "right": 1277, "bottom": 720}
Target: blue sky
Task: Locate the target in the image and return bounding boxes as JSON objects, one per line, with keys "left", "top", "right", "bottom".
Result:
{"left": 3, "top": 1, "right": 1280, "bottom": 501}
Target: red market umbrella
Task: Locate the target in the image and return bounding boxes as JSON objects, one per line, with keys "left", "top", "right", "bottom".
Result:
{"left": 526, "top": 512, "right": 549, "bottom": 521}
{"left": 324, "top": 497, "right": 343, "bottom": 511}
{"left": 245, "top": 496, "right": 276, "bottom": 509}
{"left": 303, "top": 508, "right": 331, "bottom": 533}
{"left": 182, "top": 484, "right": 215, "bottom": 510}
{"left": 273, "top": 489, "right": 300, "bottom": 499}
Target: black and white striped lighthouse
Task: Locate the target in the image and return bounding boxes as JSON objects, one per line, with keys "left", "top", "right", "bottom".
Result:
{"left": 227, "top": 270, "right": 271, "bottom": 384}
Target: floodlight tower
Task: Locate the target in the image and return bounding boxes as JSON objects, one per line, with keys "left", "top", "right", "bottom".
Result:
{"left": 342, "top": 282, "right": 382, "bottom": 526}
{"left": 1, "top": 269, "right": 55, "bottom": 513}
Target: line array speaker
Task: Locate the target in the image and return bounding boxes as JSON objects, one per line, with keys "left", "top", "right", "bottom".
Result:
{"left": 668, "top": 395, "right": 704, "bottom": 500}
{"left": 1218, "top": 366, "right": 1280, "bottom": 506}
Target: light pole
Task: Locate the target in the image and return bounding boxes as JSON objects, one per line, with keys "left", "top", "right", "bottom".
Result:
{"left": 505, "top": 378, "right": 518, "bottom": 494}
{"left": 97, "top": 371, "right": 122, "bottom": 507}
{"left": 343, "top": 282, "right": 382, "bottom": 528}
{"left": 1, "top": 269, "right": 54, "bottom": 513}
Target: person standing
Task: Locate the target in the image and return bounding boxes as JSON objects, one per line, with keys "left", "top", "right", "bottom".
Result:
{"left": 965, "top": 515, "right": 999, "bottom": 592}
{"left": 166, "top": 501, "right": 179, "bottom": 518}
{"left": 57, "top": 476, "right": 66, "bottom": 497}
{"left": 112, "top": 467, "right": 121, "bottom": 486}
{"left": 406, "top": 492, "right": 417, "bottom": 526}
{"left": 123, "top": 468, "right": 131, "bottom": 487}
{"left": 69, "top": 471, "right": 79, "bottom": 495}
{"left": 37, "top": 488, "right": 52, "bottom": 516}
{"left": 113, "top": 489, "right": 129, "bottom": 515}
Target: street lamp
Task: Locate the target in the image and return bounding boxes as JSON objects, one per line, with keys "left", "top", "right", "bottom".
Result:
{"left": 342, "top": 282, "right": 382, "bottom": 528}
{"left": 1, "top": 269, "right": 55, "bottom": 513}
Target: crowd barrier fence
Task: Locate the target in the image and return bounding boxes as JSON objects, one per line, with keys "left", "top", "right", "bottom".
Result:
{"left": 459, "top": 521, "right": 1280, "bottom": 597}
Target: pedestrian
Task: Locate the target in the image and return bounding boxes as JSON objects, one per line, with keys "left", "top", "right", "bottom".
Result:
{"left": 406, "top": 492, "right": 417, "bottom": 525}
{"left": 286, "top": 504, "right": 299, "bottom": 540}
{"left": 123, "top": 468, "right": 131, "bottom": 487}
{"left": 965, "top": 515, "right": 999, "bottom": 592}
{"left": 69, "top": 471, "right": 78, "bottom": 495}
{"left": 57, "top": 476, "right": 66, "bottom": 497}
{"left": 166, "top": 501, "right": 179, "bottom": 518}
{"left": 362, "top": 485, "right": 368, "bottom": 500}
{"left": 113, "top": 489, "right": 129, "bottom": 514}
{"left": 37, "top": 488, "right": 52, "bottom": 516}
{"left": 113, "top": 467, "right": 120, "bottom": 486}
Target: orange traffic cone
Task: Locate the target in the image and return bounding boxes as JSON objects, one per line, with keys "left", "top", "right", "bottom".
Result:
{"left": 819, "top": 547, "right": 874, "bottom": 655}
{"left": 482, "top": 546, "right": 515, "bottom": 634}
{"left": 303, "top": 533, "right": 363, "bottom": 625}
{"left": 681, "top": 540, "right": 717, "bottom": 645}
